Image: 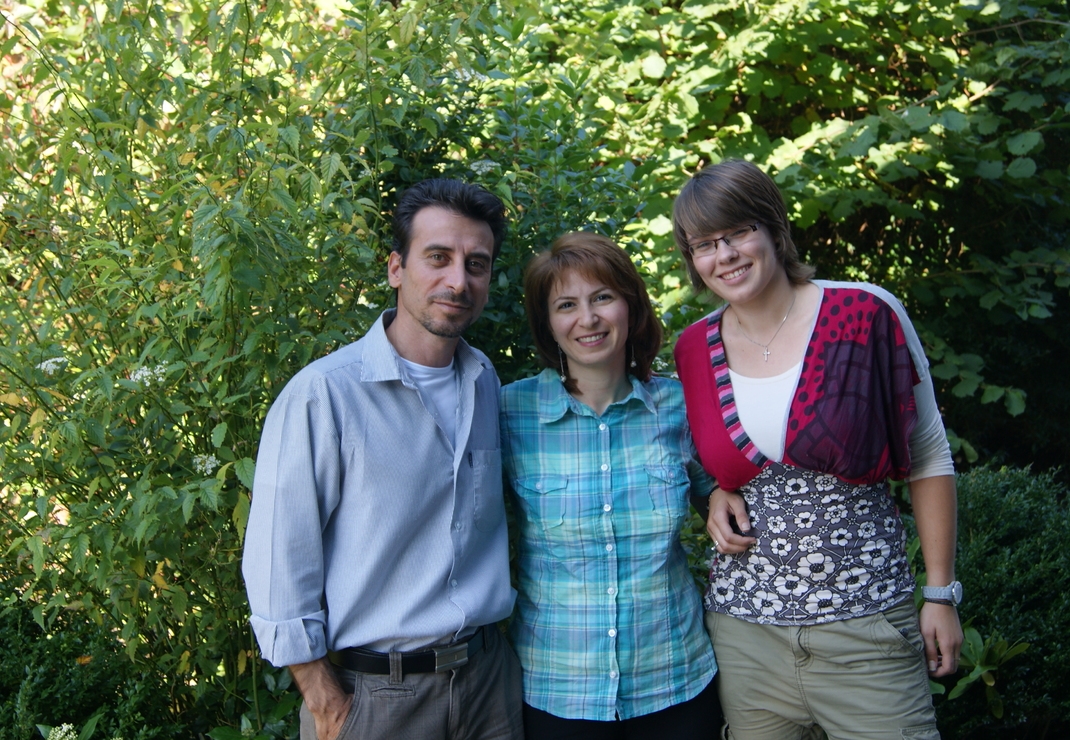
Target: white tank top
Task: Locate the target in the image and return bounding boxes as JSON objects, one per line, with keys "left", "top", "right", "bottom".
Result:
{"left": 727, "top": 362, "right": 802, "bottom": 462}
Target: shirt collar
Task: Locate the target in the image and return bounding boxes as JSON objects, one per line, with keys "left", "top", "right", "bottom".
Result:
{"left": 535, "top": 367, "right": 656, "bottom": 423}
{"left": 360, "top": 309, "right": 489, "bottom": 384}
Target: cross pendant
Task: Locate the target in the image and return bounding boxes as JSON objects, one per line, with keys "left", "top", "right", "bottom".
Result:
{"left": 762, "top": 348, "right": 771, "bottom": 361}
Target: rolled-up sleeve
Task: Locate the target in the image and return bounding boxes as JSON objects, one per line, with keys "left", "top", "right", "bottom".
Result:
{"left": 242, "top": 375, "right": 341, "bottom": 667}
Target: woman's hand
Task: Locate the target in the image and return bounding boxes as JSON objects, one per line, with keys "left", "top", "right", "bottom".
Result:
{"left": 706, "top": 487, "right": 757, "bottom": 554}
{"left": 919, "top": 601, "right": 963, "bottom": 677}
{"left": 909, "top": 474, "right": 963, "bottom": 677}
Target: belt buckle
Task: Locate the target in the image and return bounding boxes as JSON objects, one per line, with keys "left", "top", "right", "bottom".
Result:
{"left": 432, "top": 642, "right": 469, "bottom": 672}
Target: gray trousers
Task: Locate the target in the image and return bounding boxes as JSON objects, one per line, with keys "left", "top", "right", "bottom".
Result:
{"left": 300, "top": 626, "right": 524, "bottom": 740}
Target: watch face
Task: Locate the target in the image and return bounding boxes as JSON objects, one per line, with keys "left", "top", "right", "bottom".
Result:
{"left": 952, "top": 581, "right": 963, "bottom": 604}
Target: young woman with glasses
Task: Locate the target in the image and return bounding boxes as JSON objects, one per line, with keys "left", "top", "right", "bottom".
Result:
{"left": 672, "top": 160, "right": 962, "bottom": 740}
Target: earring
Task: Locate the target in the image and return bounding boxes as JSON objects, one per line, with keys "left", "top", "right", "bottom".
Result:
{"left": 630, "top": 345, "right": 637, "bottom": 369}
{"left": 557, "top": 345, "right": 567, "bottom": 383}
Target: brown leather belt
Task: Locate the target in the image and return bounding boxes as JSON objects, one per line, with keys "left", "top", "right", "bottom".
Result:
{"left": 327, "top": 626, "right": 485, "bottom": 675}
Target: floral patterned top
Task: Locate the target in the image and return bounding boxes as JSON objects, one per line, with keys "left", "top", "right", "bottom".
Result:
{"left": 703, "top": 462, "right": 912, "bottom": 624}
{"left": 675, "top": 283, "right": 934, "bottom": 625}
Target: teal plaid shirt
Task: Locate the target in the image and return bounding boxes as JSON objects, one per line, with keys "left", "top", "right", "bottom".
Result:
{"left": 500, "top": 369, "right": 717, "bottom": 720}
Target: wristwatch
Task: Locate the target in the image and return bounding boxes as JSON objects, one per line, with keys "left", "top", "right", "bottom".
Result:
{"left": 922, "top": 580, "right": 963, "bottom": 606}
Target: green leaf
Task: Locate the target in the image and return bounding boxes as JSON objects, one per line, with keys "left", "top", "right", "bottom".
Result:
{"left": 980, "top": 385, "right": 1004, "bottom": 404}
{"left": 233, "top": 492, "right": 250, "bottom": 542}
{"left": 207, "top": 728, "right": 246, "bottom": 740}
{"left": 929, "top": 362, "right": 959, "bottom": 380}
{"left": 952, "top": 377, "right": 980, "bottom": 397}
{"left": 279, "top": 125, "right": 300, "bottom": 152}
{"left": 1002, "top": 91, "right": 1044, "bottom": 112}
{"left": 235, "top": 457, "right": 256, "bottom": 489}
{"left": 1006, "top": 131, "right": 1041, "bottom": 155}
{"left": 212, "top": 422, "right": 228, "bottom": 448}
{"left": 975, "top": 160, "right": 1003, "bottom": 179}
{"left": 1002, "top": 642, "right": 1030, "bottom": 662}
{"left": 979, "top": 290, "right": 1001, "bottom": 310}
{"left": 77, "top": 713, "right": 103, "bottom": 740}
{"left": 1003, "top": 388, "right": 1026, "bottom": 416}
{"left": 647, "top": 214, "right": 673, "bottom": 236}
{"left": 1005, "top": 157, "right": 1036, "bottom": 179}
{"left": 641, "top": 53, "right": 667, "bottom": 79}
{"left": 986, "top": 684, "right": 1004, "bottom": 719}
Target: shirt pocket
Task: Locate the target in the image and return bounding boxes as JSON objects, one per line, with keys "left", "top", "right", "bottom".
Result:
{"left": 513, "top": 474, "right": 572, "bottom": 555}
{"left": 644, "top": 464, "right": 689, "bottom": 524}
{"left": 471, "top": 448, "right": 505, "bottom": 532}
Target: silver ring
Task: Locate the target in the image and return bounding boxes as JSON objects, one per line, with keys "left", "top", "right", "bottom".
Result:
{"left": 712, "top": 540, "right": 720, "bottom": 551}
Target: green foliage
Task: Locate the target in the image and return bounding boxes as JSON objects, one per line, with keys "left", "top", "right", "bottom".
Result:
{"left": 0, "top": 0, "right": 640, "bottom": 732}
{"left": 537, "top": 0, "right": 1070, "bottom": 470}
{"left": 3, "top": 0, "right": 1069, "bottom": 734}
{"left": 948, "top": 625, "right": 1029, "bottom": 720}
{"left": 935, "top": 466, "right": 1070, "bottom": 737}
{"left": 0, "top": 601, "right": 174, "bottom": 740}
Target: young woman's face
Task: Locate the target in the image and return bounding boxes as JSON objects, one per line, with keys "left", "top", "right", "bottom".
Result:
{"left": 548, "top": 270, "right": 630, "bottom": 377}
{"left": 685, "top": 222, "right": 783, "bottom": 306}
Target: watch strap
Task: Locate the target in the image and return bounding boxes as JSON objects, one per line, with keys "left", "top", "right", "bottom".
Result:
{"left": 923, "top": 597, "right": 955, "bottom": 606}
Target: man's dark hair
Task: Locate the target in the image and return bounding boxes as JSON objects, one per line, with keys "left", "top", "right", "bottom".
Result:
{"left": 391, "top": 179, "right": 507, "bottom": 263}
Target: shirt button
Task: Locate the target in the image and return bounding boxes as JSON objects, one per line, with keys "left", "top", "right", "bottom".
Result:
{"left": 599, "top": 423, "right": 607, "bottom": 431}
{"left": 605, "top": 544, "right": 613, "bottom": 552}
{"left": 608, "top": 628, "right": 617, "bottom": 637}
{"left": 610, "top": 671, "right": 618, "bottom": 679}
{"left": 454, "top": 522, "right": 462, "bottom": 530}
{"left": 535, "top": 483, "right": 543, "bottom": 491}
{"left": 450, "top": 579, "right": 458, "bottom": 587}
{"left": 603, "top": 504, "right": 612, "bottom": 512}
{"left": 607, "top": 586, "right": 616, "bottom": 596}
{"left": 601, "top": 463, "right": 609, "bottom": 471}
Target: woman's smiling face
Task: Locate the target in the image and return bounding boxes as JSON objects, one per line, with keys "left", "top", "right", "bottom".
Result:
{"left": 687, "top": 222, "right": 783, "bottom": 306}
{"left": 548, "top": 269, "right": 630, "bottom": 376}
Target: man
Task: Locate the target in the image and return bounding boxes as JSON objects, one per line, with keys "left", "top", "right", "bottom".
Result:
{"left": 243, "top": 179, "right": 522, "bottom": 740}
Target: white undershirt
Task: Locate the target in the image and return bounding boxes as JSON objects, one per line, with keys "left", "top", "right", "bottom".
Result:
{"left": 727, "top": 281, "right": 955, "bottom": 480}
{"left": 729, "top": 363, "right": 802, "bottom": 462}
{"left": 400, "top": 357, "right": 459, "bottom": 447}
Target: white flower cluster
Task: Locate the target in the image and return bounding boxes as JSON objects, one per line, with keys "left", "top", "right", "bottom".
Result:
{"left": 36, "top": 357, "right": 68, "bottom": 376}
{"left": 453, "top": 68, "right": 490, "bottom": 83}
{"left": 130, "top": 363, "right": 168, "bottom": 386}
{"left": 47, "top": 725, "right": 77, "bottom": 740}
{"left": 193, "top": 454, "right": 220, "bottom": 476}
{"left": 468, "top": 159, "right": 498, "bottom": 176}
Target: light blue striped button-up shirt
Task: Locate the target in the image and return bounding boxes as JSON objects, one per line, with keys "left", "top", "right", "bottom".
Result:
{"left": 243, "top": 310, "right": 516, "bottom": 666}
{"left": 500, "top": 369, "right": 717, "bottom": 720}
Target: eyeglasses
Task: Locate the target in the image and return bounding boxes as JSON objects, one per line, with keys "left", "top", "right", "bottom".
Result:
{"left": 687, "top": 223, "right": 760, "bottom": 258}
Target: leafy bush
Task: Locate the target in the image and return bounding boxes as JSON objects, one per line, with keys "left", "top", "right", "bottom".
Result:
{"left": 0, "top": 0, "right": 639, "bottom": 733}
{"left": 3, "top": 0, "right": 1069, "bottom": 735}
{"left": 0, "top": 594, "right": 175, "bottom": 740}
{"left": 933, "top": 466, "right": 1070, "bottom": 738}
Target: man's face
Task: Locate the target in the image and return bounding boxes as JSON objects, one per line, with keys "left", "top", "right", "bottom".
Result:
{"left": 388, "top": 206, "right": 495, "bottom": 340}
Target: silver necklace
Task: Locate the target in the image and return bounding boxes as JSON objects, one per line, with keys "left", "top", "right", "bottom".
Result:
{"left": 734, "top": 290, "right": 797, "bottom": 362}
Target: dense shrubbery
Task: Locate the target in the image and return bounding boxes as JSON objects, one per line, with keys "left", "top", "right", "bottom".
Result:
{"left": 0, "top": 586, "right": 175, "bottom": 740}
{"left": 932, "top": 466, "right": 1070, "bottom": 739}
{"left": 1, "top": 0, "right": 1068, "bottom": 736}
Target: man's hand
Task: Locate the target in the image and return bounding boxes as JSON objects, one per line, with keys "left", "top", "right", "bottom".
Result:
{"left": 290, "top": 658, "right": 354, "bottom": 740}
{"left": 919, "top": 601, "right": 963, "bottom": 677}
{"left": 707, "top": 487, "right": 757, "bottom": 554}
